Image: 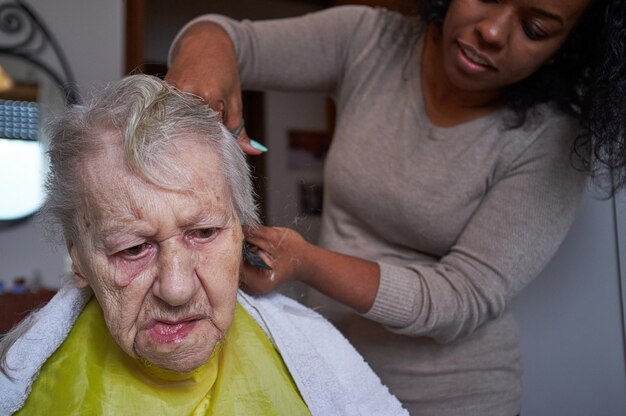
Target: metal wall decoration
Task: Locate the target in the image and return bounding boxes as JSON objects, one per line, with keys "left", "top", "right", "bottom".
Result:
{"left": 0, "top": 0, "right": 78, "bottom": 104}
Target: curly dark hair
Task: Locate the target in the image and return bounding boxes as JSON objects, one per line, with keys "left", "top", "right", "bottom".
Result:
{"left": 409, "top": 0, "right": 626, "bottom": 194}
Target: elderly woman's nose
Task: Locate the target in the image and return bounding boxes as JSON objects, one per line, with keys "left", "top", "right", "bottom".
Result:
{"left": 475, "top": 7, "right": 513, "bottom": 48}
{"left": 153, "top": 243, "right": 200, "bottom": 306}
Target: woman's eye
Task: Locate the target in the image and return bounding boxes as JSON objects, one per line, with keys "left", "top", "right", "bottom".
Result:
{"left": 192, "top": 228, "right": 218, "bottom": 240}
{"left": 120, "top": 243, "right": 151, "bottom": 258}
{"left": 522, "top": 21, "right": 547, "bottom": 41}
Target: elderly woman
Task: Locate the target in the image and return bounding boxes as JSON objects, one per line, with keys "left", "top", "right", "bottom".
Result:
{"left": 0, "top": 75, "right": 406, "bottom": 416}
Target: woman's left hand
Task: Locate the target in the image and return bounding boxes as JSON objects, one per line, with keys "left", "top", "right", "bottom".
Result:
{"left": 240, "top": 225, "right": 380, "bottom": 313}
{"left": 241, "top": 226, "right": 312, "bottom": 295}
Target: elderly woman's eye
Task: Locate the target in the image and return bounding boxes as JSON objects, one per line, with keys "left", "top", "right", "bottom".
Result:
{"left": 192, "top": 228, "right": 218, "bottom": 240}
{"left": 120, "top": 243, "right": 151, "bottom": 258}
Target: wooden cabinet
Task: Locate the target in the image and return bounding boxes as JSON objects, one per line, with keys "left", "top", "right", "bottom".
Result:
{"left": 0, "top": 289, "right": 56, "bottom": 334}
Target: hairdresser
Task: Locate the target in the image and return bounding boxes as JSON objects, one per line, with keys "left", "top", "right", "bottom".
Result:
{"left": 166, "top": 1, "right": 626, "bottom": 414}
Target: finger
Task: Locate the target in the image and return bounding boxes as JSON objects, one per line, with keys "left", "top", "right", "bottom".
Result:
{"left": 238, "top": 131, "right": 266, "bottom": 156}
{"left": 222, "top": 97, "right": 267, "bottom": 155}
{"left": 244, "top": 227, "right": 275, "bottom": 250}
{"left": 241, "top": 264, "right": 276, "bottom": 295}
{"left": 246, "top": 226, "right": 288, "bottom": 251}
{"left": 214, "top": 99, "right": 226, "bottom": 121}
{"left": 245, "top": 235, "right": 273, "bottom": 258}
{"left": 229, "top": 119, "right": 246, "bottom": 138}
{"left": 163, "top": 70, "right": 181, "bottom": 87}
{"left": 224, "top": 112, "right": 243, "bottom": 134}
{"left": 222, "top": 90, "right": 243, "bottom": 129}
{"left": 242, "top": 224, "right": 255, "bottom": 239}
{"left": 255, "top": 248, "right": 274, "bottom": 267}
{"left": 197, "top": 91, "right": 226, "bottom": 114}
{"left": 242, "top": 241, "right": 273, "bottom": 270}
{"left": 234, "top": 131, "right": 264, "bottom": 155}
{"left": 225, "top": 122, "right": 264, "bottom": 156}
{"left": 164, "top": 75, "right": 207, "bottom": 99}
{"left": 163, "top": 75, "right": 227, "bottom": 113}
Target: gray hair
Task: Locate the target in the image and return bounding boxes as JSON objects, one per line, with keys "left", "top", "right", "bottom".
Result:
{"left": 44, "top": 74, "right": 259, "bottom": 243}
{"left": 1, "top": 75, "right": 259, "bottom": 377}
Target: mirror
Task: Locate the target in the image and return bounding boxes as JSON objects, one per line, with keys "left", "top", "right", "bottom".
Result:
{"left": 0, "top": 0, "right": 77, "bottom": 227}
{"left": 0, "top": 55, "right": 66, "bottom": 223}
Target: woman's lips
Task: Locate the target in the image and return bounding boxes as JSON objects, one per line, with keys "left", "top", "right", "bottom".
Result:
{"left": 456, "top": 41, "right": 495, "bottom": 73}
{"left": 148, "top": 319, "right": 198, "bottom": 344}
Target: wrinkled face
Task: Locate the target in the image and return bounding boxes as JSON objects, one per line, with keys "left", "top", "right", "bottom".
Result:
{"left": 70, "top": 135, "right": 243, "bottom": 373}
{"left": 440, "top": 0, "right": 590, "bottom": 94}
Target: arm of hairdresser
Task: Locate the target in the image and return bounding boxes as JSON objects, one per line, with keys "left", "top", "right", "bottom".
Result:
{"left": 245, "top": 118, "right": 587, "bottom": 342}
{"left": 167, "top": 7, "right": 382, "bottom": 312}
{"left": 167, "top": 7, "right": 355, "bottom": 154}
{"left": 168, "top": 7, "right": 587, "bottom": 342}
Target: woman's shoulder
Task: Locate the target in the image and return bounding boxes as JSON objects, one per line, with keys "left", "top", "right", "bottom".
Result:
{"left": 498, "top": 103, "right": 582, "bottom": 153}
{"left": 322, "top": 5, "right": 420, "bottom": 47}
{"left": 516, "top": 105, "right": 576, "bottom": 147}
{"left": 322, "top": 4, "right": 408, "bottom": 22}
{"left": 492, "top": 104, "right": 587, "bottom": 188}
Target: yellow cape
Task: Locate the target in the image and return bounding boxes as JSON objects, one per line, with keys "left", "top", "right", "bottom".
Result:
{"left": 18, "top": 298, "right": 311, "bottom": 416}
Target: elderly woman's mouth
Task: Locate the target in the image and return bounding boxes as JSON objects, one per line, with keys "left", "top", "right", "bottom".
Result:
{"left": 147, "top": 318, "right": 200, "bottom": 344}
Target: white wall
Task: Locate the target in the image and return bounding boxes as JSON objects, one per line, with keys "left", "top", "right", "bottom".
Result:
{"left": 264, "top": 92, "right": 327, "bottom": 242}
{"left": 511, "top": 193, "right": 626, "bottom": 415}
{"left": 0, "top": 0, "right": 124, "bottom": 289}
{"left": 617, "top": 193, "right": 626, "bottom": 351}
{"left": 263, "top": 91, "right": 328, "bottom": 299}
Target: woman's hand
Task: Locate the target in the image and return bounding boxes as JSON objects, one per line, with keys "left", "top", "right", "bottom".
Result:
{"left": 241, "top": 225, "right": 381, "bottom": 313}
{"left": 165, "top": 21, "right": 263, "bottom": 155}
{"left": 241, "top": 226, "right": 312, "bottom": 295}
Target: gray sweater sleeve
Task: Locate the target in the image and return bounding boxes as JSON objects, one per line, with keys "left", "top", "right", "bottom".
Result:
{"left": 169, "top": 6, "right": 379, "bottom": 94}
{"left": 365, "top": 117, "right": 587, "bottom": 342}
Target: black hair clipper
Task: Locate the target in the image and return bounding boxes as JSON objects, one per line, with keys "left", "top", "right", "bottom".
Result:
{"left": 242, "top": 241, "right": 272, "bottom": 270}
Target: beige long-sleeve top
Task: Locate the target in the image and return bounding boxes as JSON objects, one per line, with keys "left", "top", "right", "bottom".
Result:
{"left": 172, "top": 6, "right": 587, "bottom": 415}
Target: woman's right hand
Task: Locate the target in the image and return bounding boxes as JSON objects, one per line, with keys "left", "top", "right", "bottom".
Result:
{"left": 165, "top": 21, "right": 263, "bottom": 155}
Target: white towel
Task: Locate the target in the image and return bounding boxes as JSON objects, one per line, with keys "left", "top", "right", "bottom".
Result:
{"left": 0, "top": 285, "right": 407, "bottom": 416}
{"left": 238, "top": 292, "right": 408, "bottom": 416}
{"left": 0, "top": 281, "right": 92, "bottom": 415}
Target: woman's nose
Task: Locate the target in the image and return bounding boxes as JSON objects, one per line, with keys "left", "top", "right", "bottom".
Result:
{"left": 475, "top": 7, "right": 513, "bottom": 49}
{"left": 153, "top": 242, "right": 200, "bottom": 306}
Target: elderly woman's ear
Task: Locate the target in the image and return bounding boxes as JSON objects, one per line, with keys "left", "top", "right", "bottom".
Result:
{"left": 68, "top": 240, "right": 90, "bottom": 289}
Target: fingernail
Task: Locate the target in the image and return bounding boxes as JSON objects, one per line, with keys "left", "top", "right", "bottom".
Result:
{"left": 250, "top": 139, "right": 268, "bottom": 152}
